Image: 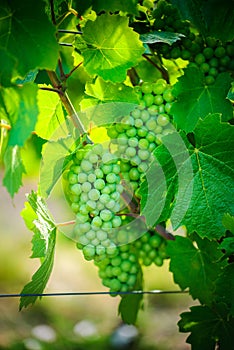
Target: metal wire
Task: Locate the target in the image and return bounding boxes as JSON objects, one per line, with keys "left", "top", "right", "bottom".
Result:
{"left": 0, "top": 290, "right": 188, "bottom": 299}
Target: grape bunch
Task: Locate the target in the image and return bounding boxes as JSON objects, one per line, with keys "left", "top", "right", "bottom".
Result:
{"left": 64, "top": 78, "right": 173, "bottom": 295}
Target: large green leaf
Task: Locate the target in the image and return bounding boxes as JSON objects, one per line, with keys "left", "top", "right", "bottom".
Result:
{"left": 139, "top": 131, "right": 193, "bottom": 228}
{"left": 20, "top": 191, "right": 56, "bottom": 309}
{"left": 0, "top": 84, "right": 38, "bottom": 146}
{"left": 171, "top": 67, "right": 233, "bottom": 132}
{"left": 0, "top": 0, "right": 59, "bottom": 84}
{"left": 2, "top": 146, "right": 26, "bottom": 197}
{"left": 74, "top": 13, "right": 144, "bottom": 82}
{"left": 180, "top": 115, "right": 234, "bottom": 238}
{"left": 35, "top": 85, "right": 66, "bottom": 141}
{"left": 178, "top": 304, "right": 234, "bottom": 350}
{"left": 167, "top": 235, "right": 224, "bottom": 305}
{"left": 140, "top": 115, "right": 234, "bottom": 238}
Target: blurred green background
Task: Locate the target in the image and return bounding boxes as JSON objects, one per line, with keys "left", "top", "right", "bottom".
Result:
{"left": 0, "top": 136, "right": 193, "bottom": 350}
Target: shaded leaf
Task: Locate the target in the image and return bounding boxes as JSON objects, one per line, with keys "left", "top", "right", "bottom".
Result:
{"left": 222, "top": 213, "right": 234, "bottom": 234}
{"left": 20, "top": 191, "right": 57, "bottom": 309}
{"left": 0, "top": 0, "right": 59, "bottom": 84}
{"left": 178, "top": 304, "right": 234, "bottom": 350}
{"left": 92, "top": 0, "right": 138, "bottom": 14}
{"left": 118, "top": 269, "right": 143, "bottom": 324}
{"left": 215, "top": 263, "right": 234, "bottom": 316}
{"left": 171, "top": 67, "right": 233, "bottom": 132}
{"left": 0, "top": 84, "right": 38, "bottom": 146}
{"left": 2, "top": 146, "right": 26, "bottom": 197}
{"left": 167, "top": 236, "right": 224, "bottom": 304}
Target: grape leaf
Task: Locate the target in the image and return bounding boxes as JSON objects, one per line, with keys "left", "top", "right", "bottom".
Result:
{"left": 2, "top": 146, "right": 26, "bottom": 197}
{"left": 84, "top": 77, "right": 139, "bottom": 103}
{"left": 202, "top": 0, "right": 234, "bottom": 42}
{"left": 74, "top": 14, "right": 144, "bottom": 83}
{"left": 0, "top": 84, "right": 38, "bottom": 146}
{"left": 0, "top": 48, "right": 17, "bottom": 86}
{"left": 140, "top": 31, "right": 184, "bottom": 45}
{"left": 222, "top": 213, "right": 234, "bottom": 234}
{"left": 35, "top": 85, "right": 66, "bottom": 141}
{"left": 171, "top": 67, "right": 233, "bottom": 132}
{"left": 215, "top": 263, "right": 234, "bottom": 316}
{"left": 0, "top": 0, "right": 59, "bottom": 84}
{"left": 80, "top": 77, "right": 138, "bottom": 126}
{"left": 171, "top": 0, "right": 208, "bottom": 37}
{"left": 39, "top": 133, "right": 76, "bottom": 198}
{"left": 20, "top": 191, "right": 56, "bottom": 309}
{"left": 118, "top": 269, "right": 143, "bottom": 324}
{"left": 167, "top": 236, "right": 224, "bottom": 305}
{"left": 180, "top": 115, "right": 234, "bottom": 238}
{"left": 219, "top": 238, "right": 234, "bottom": 260}
{"left": 179, "top": 304, "right": 234, "bottom": 350}
{"left": 140, "top": 115, "right": 234, "bottom": 238}
{"left": 80, "top": 102, "right": 138, "bottom": 128}
{"left": 139, "top": 131, "right": 193, "bottom": 228}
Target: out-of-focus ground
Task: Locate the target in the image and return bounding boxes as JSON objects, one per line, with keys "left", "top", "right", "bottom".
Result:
{"left": 0, "top": 174, "right": 194, "bottom": 350}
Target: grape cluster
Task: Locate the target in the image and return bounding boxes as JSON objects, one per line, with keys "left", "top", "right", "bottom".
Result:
{"left": 64, "top": 79, "right": 173, "bottom": 295}
{"left": 65, "top": 143, "right": 125, "bottom": 259}
{"left": 107, "top": 79, "right": 175, "bottom": 192}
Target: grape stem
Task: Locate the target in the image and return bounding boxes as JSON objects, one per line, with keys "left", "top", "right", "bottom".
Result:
{"left": 0, "top": 123, "right": 11, "bottom": 130}
{"left": 56, "top": 220, "right": 76, "bottom": 227}
{"left": 46, "top": 70, "right": 92, "bottom": 144}
{"left": 143, "top": 54, "right": 169, "bottom": 83}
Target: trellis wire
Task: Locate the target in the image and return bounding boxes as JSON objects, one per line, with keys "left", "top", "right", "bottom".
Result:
{"left": 0, "top": 290, "right": 188, "bottom": 299}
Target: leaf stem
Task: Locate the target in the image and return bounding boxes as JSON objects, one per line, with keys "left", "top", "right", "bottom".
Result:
{"left": 0, "top": 123, "right": 11, "bottom": 130}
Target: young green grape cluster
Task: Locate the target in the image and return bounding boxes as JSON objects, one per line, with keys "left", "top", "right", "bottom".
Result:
{"left": 107, "top": 79, "right": 175, "bottom": 192}
{"left": 64, "top": 79, "right": 173, "bottom": 295}
{"left": 95, "top": 244, "right": 141, "bottom": 293}
{"left": 65, "top": 143, "right": 125, "bottom": 260}
{"left": 134, "top": 230, "right": 168, "bottom": 267}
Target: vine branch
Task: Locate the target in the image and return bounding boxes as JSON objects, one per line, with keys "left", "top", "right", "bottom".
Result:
{"left": 46, "top": 70, "right": 91, "bottom": 143}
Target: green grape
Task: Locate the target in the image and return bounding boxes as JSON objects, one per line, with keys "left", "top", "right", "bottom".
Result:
{"left": 214, "top": 46, "right": 226, "bottom": 58}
